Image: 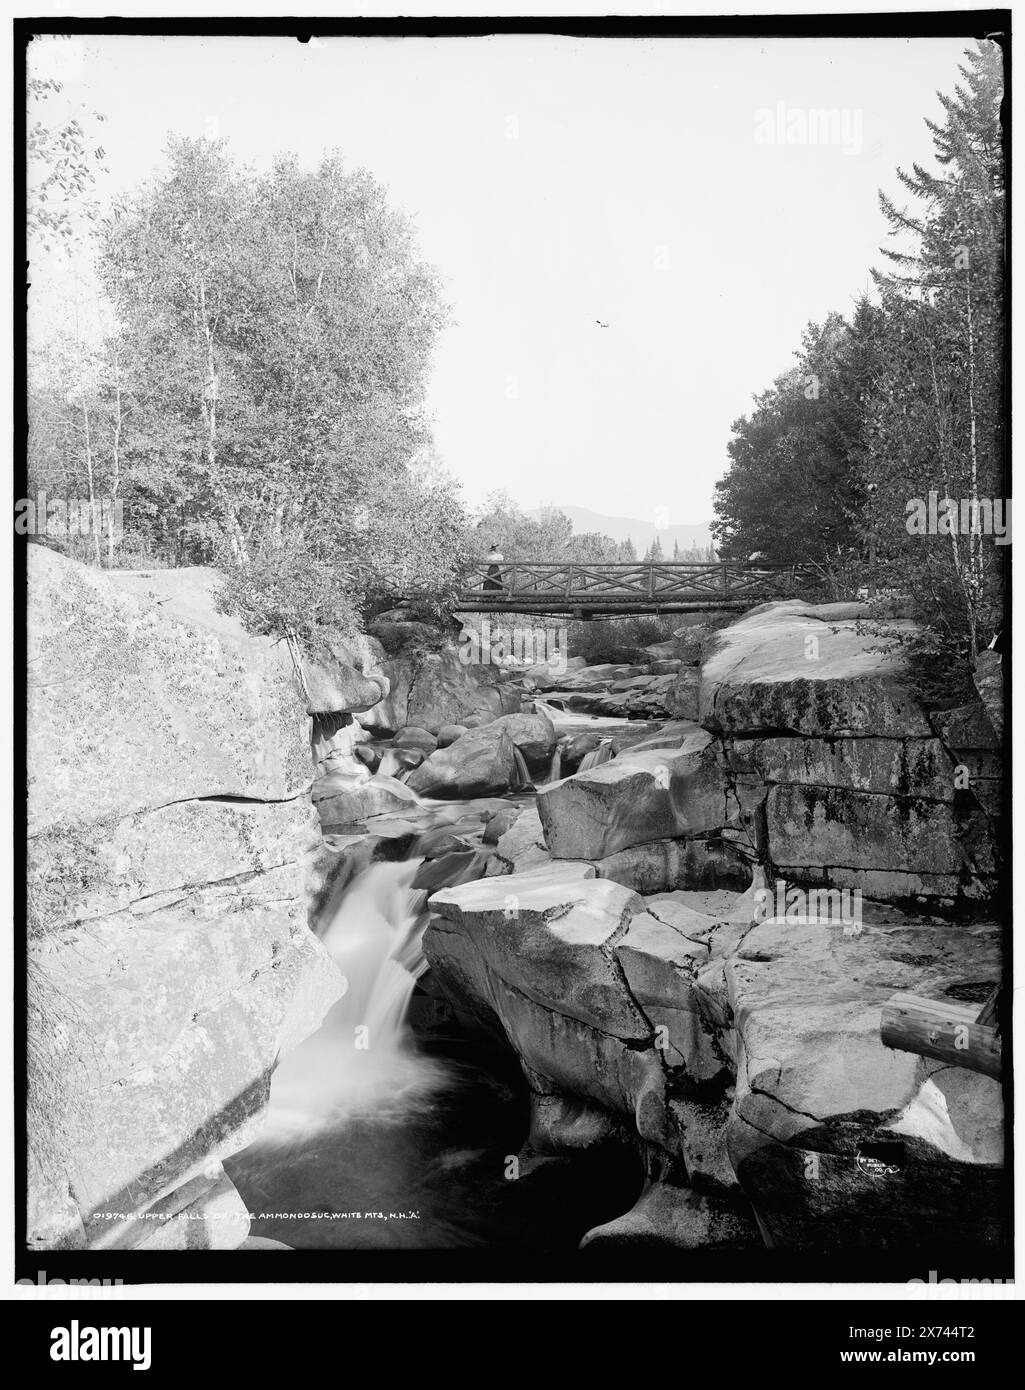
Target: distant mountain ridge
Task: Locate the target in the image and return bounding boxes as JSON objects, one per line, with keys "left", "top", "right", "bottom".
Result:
{"left": 532, "top": 504, "right": 715, "bottom": 555}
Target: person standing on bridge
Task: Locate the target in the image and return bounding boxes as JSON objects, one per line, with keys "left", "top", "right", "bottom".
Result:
{"left": 483, "top": 542, "right": 505, "bottom": 592}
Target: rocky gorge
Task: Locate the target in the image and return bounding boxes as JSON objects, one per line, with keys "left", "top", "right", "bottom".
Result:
{"left": 26, "top": 552, "right": 1006, "bottom": 1263}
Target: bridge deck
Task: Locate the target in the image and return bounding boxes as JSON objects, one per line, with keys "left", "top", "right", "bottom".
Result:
{"left": 447, "top": 560, "right": 825, "bottom": 616}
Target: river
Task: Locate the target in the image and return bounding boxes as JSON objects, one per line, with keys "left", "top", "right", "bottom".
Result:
{"left": 227, "top": 709, "right": 650, "bottom": 1252}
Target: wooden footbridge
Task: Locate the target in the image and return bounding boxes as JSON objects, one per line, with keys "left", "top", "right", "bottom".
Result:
{"left": 449, "top": 560, "right": 828, "bottom": 618}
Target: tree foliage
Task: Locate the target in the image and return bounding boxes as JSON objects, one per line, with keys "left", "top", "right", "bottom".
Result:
{"left": 473, "top": 492, "right": 639, "bottom": 563}
{"left": 30, "top": 136, "right": 469, "bottom": 640}
{"left": 27, "top": 76, "right": 107, "bottom": 249}
{"left": 711, "top": 40, "right": 1005, "bottom": 659}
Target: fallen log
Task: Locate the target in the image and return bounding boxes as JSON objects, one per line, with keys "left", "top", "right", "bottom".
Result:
{"left": 880, "top": 991, "right": 1002, "bottom": 1081}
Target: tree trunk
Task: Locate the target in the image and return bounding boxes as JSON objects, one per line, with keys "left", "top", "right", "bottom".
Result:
{"left": 81, "top": 402, "right": 102, "bottom": 568}
{"left": 963, "top": 267, "right": 983, "bottom": 658}
{"left": 199, "top": 278, "right": 247, "bottom": 566}
{"left": 107, "top": 365, "right": 122, "bottom": 569}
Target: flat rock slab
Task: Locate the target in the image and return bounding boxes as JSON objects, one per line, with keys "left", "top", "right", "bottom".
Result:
{"left": 428, "top": 868, "right": 648, "bottom": 1038}
{"left": 699, "top": 600, "right": 931, "bottom": 737}
{"left": 725, "top": 913, "right": 1004, "bottom": 1249}
{"left": 727, "top": 914, "right": 1002, "bottom": 1149}
{"left": 536, "top": 730, "right": 726, "bottom": 860}
{"left": 316, "top": 776, "right": 418, "bottom": 827}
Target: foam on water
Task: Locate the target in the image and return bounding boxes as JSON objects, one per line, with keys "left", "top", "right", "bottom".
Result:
{"left": 534, "top": 699, "right": 637, "bottom": 729}
{"left": 258, "top": 858, "right": 446, "bottom": 1143}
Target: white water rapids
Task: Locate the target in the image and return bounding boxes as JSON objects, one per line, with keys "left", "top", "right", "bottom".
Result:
{"left": 258, "top": 858, "right": 446, "bottom": 1143}
{"left": 257, "top": 705, "right": 638, "bottom": 1145}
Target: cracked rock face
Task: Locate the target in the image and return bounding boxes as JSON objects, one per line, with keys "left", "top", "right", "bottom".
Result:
{"left": 700, "top": 601, "right": 998, "bottom": 907}
{"left": 429, "top": 867, "right": 646, "bottom": 1038}
{"left": 424, "top": 870, "right": 1003, "bottom": 1252}
{"left": 726, "top": 913, "right": 1003, "bottom": 1249}
{"left": 531, "top": 596, "right": 998, "bottom": 906}
{"left": 28, "top": 550, "right": 312, "bottom": 832}
{"left": 358, "top": 647, "right": 519, "bottom": 736}
{"left": 27, "top": 553, "right": 345, "bottom": 1250}
{"left": 536, "top": 727, "right": 726, "bottom": 861}
{"left": 299, "top": 636, "right": 386, "bottom": 715}
{"left": 425, "top": 869, "right": 759, "bottom": 1249}
{"left": 699, "top": 600, "right": 933, "bottom": 738}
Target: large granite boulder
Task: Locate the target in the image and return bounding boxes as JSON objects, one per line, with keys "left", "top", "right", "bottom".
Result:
{"left": 406, "top": 724, "right": 522, "bottom": 798}
{"left": 28, "top": 552, "right": 311, "bottom": 832}
{"left": 424, "top": 864, "right": 1004, "bottom": 1255}
{"left": 299, "top": 635, "right": 386, "bottom": 714}
{"left": 490, "top": 710, "right": 557, "bottom": 771}
{"left": 26, "top": 552, "right": 344, "bottom": 1250}
{"left": 424, "top": 869, "right": 759, "bottom": 1249}
{"left": 699, "top": 601, "right": 999, "bottom": 908}
{"left": 557, "top": 730, "right": 604, "bottom": 773}
{"left": 430, "top": 868, "right": 646, "bottom": 1038}
{"left": 314, "top": 774, "right": 419, "bottom": 828}
{"left": 725, "top": 911, "right": 1004, "bottom": 1250}
{"left": 358, "top": 646, "right": 518, "bottom": 736}
{"left": 406, "top": 711, "right": 554, "bottom": 798}
{"left": 699, "top": 600, "right": 931, "bottom": 737}
{"left": 536, "top": 727, "right": 727, "bottom": 860}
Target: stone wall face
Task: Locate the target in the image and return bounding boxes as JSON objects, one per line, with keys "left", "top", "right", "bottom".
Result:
{"left": 425, "top": 601, "right": 1004, "bottom": 1251}
{"left": 532, "top": 601, "right": 1000, "bottom": 910}
{"left": 702, "top": 602, "right": 1000, "bottom": 910}
{"left": 356, "top": 646, "right": 520, "bottom": 736}
{"left": 26, "top": 550, "right": 345, "bottom": 1250}
{"left": 424, "top": 865, "right": 1004, "bottom": 1253}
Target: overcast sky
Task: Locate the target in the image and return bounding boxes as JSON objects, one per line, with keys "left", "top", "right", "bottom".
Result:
{"left": 27, "top": 31, "right": 975, "bottom": 526}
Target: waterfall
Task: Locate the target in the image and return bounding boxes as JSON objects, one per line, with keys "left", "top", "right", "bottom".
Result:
{"left": 546, "top": 746, "right": 563, "bottom": 785}
{"left": 534, "top": 699, "right": 635, "bottom": 730}
{"left": 510, "top": 744, "right": 532, "bottom": 790}
{"left": 257, "top": 858, "right": 444, "bottom": 1142}
{"left": 578, "top": 739, "right": 615, "bottom": 772}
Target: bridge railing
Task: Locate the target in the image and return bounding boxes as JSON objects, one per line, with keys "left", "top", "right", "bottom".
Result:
{"left": 459, "top": 559, "right": 828, "bottom": 606}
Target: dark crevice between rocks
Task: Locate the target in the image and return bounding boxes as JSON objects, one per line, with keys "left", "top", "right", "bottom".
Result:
{"left": 745, "top": 1085, "right": 823, "bottom": 1126}
{"left": 146, "top": 786, "right": 315, "bottom": 814}
{"left": 61, "top": 861, "right": 305, "bottom": 931}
